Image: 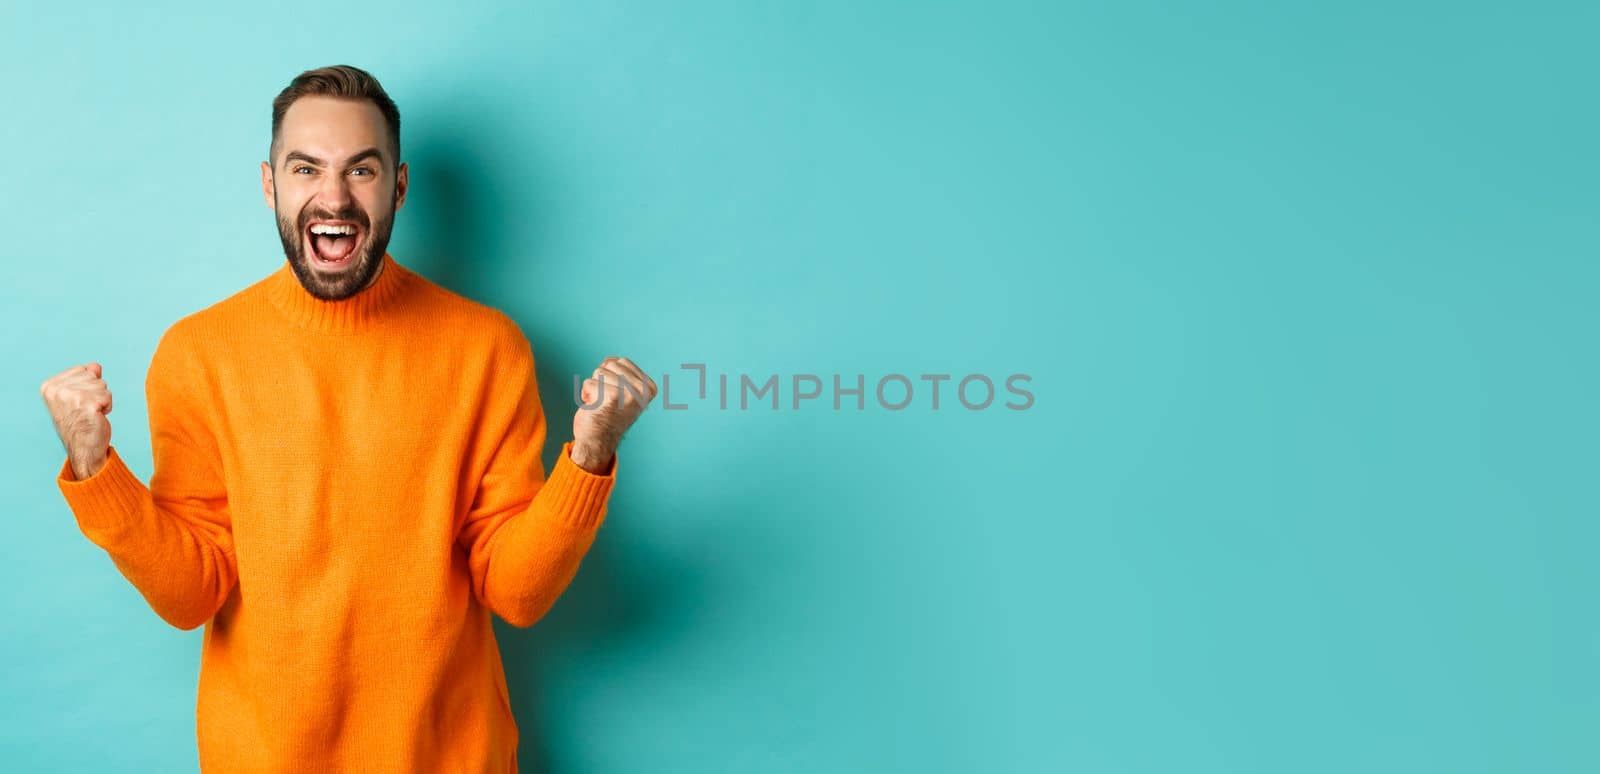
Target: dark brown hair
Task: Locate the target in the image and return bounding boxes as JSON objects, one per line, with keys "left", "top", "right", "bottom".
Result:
{"left": 269, "top": 65, "right": 401, "bottom": 168}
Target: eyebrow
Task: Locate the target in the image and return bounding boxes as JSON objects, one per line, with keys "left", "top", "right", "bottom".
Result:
{"left": 283, "top": 147, "right": 384, "bottom": 168}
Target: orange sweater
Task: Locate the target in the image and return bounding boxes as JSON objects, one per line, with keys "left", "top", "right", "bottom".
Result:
{"left": 55, "top": 252, "right": 617, "bottom": 773}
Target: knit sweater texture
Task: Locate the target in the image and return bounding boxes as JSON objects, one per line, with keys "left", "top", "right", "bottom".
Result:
{"left": 55, "top": 252, "right": 618, "bottom": 773}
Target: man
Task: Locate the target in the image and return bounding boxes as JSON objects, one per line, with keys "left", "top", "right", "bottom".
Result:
{"left": 38, "top": 65, "right": 656, "bottom": 772}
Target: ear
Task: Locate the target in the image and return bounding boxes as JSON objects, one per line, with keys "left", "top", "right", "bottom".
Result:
{"left": 394, "top": 161, "right": 409, "bottom": 212}
{"left": 260, "top": 160, "right": 276, "bottom": 210}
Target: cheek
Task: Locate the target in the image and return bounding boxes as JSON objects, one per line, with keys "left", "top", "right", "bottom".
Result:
{"left": 357, "top": 196, "right": 393, "bottom": 226}
{"left": 278, "top": 192, "right": 311, "bottom": 216}
{"left": 356, "top": 191, "right": 387, "bottom": 213}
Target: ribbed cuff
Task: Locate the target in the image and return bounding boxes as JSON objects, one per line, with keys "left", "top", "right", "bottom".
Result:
{"left": 56, "top": 445, "right": 147, "bottom": 544}
{"left": 547, "top": 441, "right": 618, "bottom": 530}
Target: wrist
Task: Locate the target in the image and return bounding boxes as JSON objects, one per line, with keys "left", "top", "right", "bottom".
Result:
{"left": 69, "top": 448, "right": 107, "bottom": 481}
{"left": 569, "top": 440, "right": 615, "bottom": 475}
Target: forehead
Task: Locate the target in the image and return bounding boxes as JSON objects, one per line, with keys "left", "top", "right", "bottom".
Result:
{"left": 277, "top": 96, "right": 390, "bottom": 161}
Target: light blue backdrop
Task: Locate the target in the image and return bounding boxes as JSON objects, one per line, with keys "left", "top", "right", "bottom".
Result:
{"left": 2, "top": 1, "right": 1594, "bottom": 772}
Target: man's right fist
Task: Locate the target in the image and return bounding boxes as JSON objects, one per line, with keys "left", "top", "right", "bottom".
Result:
{"left": 41, "top": 362, "right": 114, "bottom": 481}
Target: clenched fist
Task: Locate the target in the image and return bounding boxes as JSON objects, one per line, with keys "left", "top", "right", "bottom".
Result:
{"left": 41, "top": 362, "right": 114, "bottom": 481}
{"left": 571, "top": 356, "right": 656, "bottom": 474}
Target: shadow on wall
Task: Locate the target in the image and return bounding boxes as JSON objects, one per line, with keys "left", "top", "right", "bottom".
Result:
{"left": 401, "top": 93, "right": 818, "bottom": 771}
{"left": 399, "top": 96, "right": 700, "bottom": 773}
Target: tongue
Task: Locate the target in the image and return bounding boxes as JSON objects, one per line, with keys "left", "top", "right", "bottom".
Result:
{"left": 314, "top": 233, "right": 356, "bottom": 261}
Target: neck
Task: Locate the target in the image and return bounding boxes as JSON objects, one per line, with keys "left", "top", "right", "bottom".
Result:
{"left": 362, "top": 255, "right": 385, "bottom": 291}
{"left": 266, "top": 251, "right": 412, "bottom": 333}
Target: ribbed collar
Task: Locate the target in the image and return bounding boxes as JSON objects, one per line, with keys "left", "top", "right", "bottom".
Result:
{"left": 265, "top": 252, "right": 413, "bottom": 333}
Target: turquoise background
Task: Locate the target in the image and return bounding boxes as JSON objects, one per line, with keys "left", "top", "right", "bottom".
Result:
{"left": 2, "top": 1, "right": 1595, "bottom": 771}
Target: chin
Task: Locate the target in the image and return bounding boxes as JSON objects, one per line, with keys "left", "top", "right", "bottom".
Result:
{"left": 290, "top": 243, "right": 380, "bottom": 301}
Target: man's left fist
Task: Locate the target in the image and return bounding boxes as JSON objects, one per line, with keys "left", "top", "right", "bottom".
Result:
{"left": 571, "top": 355, "right": 657, "bottom": 473}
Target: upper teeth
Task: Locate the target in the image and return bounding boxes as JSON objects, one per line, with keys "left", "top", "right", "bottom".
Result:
{"left": 310, "top": 224, "right": 355, "bottom": 235}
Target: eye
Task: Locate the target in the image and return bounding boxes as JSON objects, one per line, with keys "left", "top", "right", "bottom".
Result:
{"left": 349, "top": 168, "right": 373, "bottom": 177}
{"left": 292, "top": 166, "right": 314, "bottom": 174}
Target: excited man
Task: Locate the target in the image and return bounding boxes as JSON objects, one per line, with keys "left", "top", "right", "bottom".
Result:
{"left": 39, "top": 65, "right": 655, "bottom": 772}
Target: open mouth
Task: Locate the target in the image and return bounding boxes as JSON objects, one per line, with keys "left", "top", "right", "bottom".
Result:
{"left": 306, "top": 221, "right": 363, "bottom": 269}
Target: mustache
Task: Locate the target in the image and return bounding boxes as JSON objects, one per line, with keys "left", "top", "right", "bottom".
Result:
{"left": 299, "top": 206, "right": 369, "bottom": 229}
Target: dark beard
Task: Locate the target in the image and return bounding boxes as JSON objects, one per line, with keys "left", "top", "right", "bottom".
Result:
{"left": 275, "top": 187, "right": 396, "bottom": 301}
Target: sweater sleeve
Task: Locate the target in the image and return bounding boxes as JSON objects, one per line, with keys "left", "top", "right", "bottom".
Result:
{"left": 456, "top": 323, "right": 618, "bottom": 629}
{"left": 55, "top": 326, "right": 237, "bottom": 631}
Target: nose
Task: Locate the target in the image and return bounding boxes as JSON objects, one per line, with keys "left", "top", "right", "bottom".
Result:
{"left": 315, "top": 169, "right": 352, "bottom": 213}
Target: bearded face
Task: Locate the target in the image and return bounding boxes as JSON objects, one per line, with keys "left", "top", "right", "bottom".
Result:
{"left": 261, "top": 95, "right": 408, "bottom": 301}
